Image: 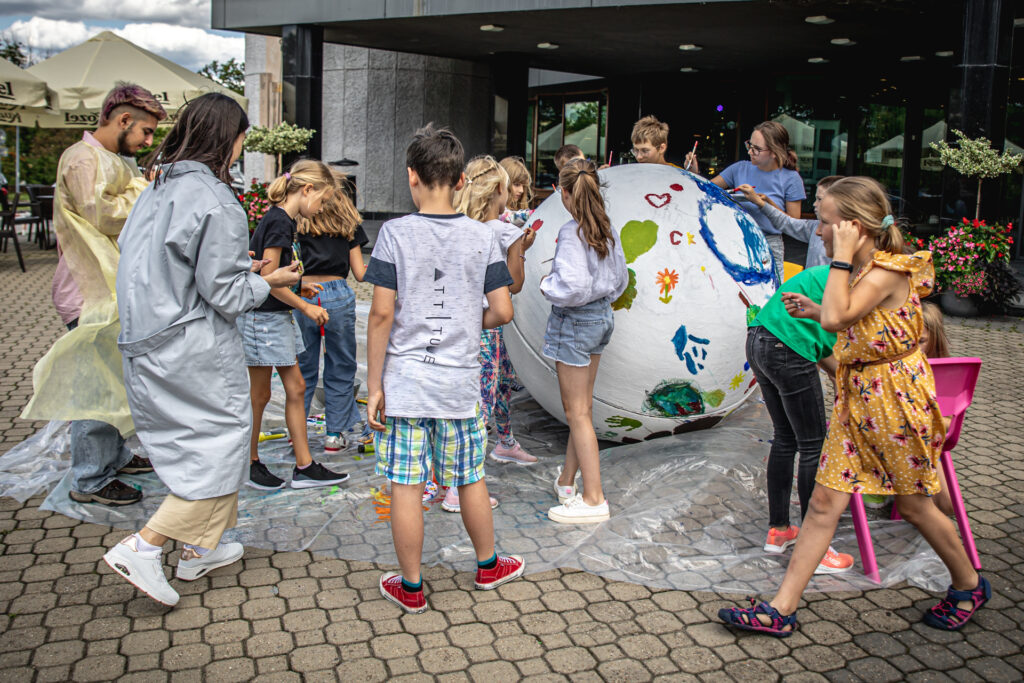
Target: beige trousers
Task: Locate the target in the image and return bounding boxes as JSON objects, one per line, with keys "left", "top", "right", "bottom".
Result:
{"left": 146, "top": 491, "right": 238, "bottom": 548}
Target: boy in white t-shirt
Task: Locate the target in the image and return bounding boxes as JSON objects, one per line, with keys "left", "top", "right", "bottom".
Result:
{"left": 364, "top": 124, "right": 525, "bottom": 613}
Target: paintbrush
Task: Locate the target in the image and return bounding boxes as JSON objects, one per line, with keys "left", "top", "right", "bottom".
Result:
{"left": 684, "top": 140, "right": 699, "bottom": 171}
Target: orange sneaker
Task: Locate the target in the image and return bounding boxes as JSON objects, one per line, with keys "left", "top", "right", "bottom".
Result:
{"left": 764, "top": 526, "right": 799, "bottom": 553}
{"left": 814, "top": 546, "right": 854, "bottom": 574}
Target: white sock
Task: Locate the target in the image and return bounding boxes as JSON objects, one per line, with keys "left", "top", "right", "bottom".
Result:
{"left": 131, "top": 533, "right": 162, "bottom": 554}
{"left": 183, "top": 544, "right": 209, "bottom": 556}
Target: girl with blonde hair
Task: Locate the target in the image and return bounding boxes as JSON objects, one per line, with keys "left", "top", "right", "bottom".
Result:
{"left": 295, "top": 170, "right": 369, "bottom": 452}
{"left": 720, "top": 176, "right": 988, "bottom": 636}
{"left": 440, "top": 156, "right": 536, "bottom": 513}
{"left": 240, "top": 159, "right": 350, "bottom": 490}
{"left": 498, "top": 156, "right": 534, "bottom": 225}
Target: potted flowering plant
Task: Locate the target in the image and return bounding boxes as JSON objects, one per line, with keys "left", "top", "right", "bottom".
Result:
{"left": 917, "top": 218, "right": 1020, "bottom": 316}
{"left": 238, "top": 178, "right": 271, "bottom": 234}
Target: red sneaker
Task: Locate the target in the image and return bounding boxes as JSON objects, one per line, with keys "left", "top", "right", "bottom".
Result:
{"left": 379, "top": 572, "right": 428, "bottom": 613}
{"left": 763, "top": 525, "right": 799, "bottom": 553}
{"left": 814, "top": 546, "right": 854, "bottom": 574}
{"left": 474, "top": 554, "right": 525, "bottom": 590}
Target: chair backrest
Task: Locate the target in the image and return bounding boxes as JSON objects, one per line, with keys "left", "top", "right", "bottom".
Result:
{"left": 927, "top": 357, "right": 981, "bottom": 451}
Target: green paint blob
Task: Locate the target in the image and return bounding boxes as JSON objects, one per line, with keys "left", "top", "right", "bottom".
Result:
{"left": 612, "top": 268, "right": 637, "bottom": 311}
{"left": 605, "top": 415, "right": 642, "bottom": 431}
{"left": 620, "top": 220, "right": 659, "bottom": 264}
{"left": 643, "top": 380, "right": 706, "bottom": 417}
{"left": 701, "top": 389, "right": 725, "bottom": 408}
{"left": 745, "top": 304, "right": 762, "bottom": 326}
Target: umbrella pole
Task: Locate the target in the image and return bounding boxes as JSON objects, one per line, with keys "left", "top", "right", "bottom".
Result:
{"left": 14, "top": 127, "right": 19, "bottom": 198}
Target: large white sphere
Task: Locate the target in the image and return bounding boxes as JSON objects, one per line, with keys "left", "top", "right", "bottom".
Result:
{"left": 504, "top": 163, "right": 779, "bottom": 443}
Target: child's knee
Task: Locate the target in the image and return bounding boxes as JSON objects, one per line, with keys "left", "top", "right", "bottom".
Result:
{"left": 807, "top": 485, "right": 845, "bottom": 517}
{"left": 252, "top": 384, "right": 272, "bottom": 406}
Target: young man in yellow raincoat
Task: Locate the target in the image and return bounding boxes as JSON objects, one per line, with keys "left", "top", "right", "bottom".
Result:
{"left": 23, "top": 84, "right": 166, "bottom": 505}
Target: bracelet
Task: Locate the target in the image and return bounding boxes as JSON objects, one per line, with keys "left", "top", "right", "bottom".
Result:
{"left": 830, "top": 260, "right": 853, "bottom": 272}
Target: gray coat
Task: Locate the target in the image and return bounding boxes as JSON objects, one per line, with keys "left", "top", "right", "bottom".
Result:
{"left": 117, "top": 161, "right": 270, "bottom": 500}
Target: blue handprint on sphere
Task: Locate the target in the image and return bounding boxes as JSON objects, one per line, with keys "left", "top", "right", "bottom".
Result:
{"left": 672, "top": 325, "right": 710, "bottom": 375}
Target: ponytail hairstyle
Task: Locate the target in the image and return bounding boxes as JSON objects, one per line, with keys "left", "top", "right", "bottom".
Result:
{"left": 824, "top": 176, "right": 905, "bottom": 254}
{"left": 297, "top": 169, "right": 362, "bottom": 239}
{"left": 453, "top": 155, "right": 509, "bottom": 221}
{"left": 754, "top": 121, "right": 798, "bottom": 171}
{"left": 499, "top": 156, "right": 533, "bottom": 210}
{"left": 266, "top": 159, "right": 334, "bottom": 205}
{"left": 558, "top": 158, "right": 614, "bottom": 259}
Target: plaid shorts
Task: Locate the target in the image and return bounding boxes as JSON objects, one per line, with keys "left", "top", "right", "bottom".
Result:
{"left": 375, "top": 409, "right": 487, "bottom": 487}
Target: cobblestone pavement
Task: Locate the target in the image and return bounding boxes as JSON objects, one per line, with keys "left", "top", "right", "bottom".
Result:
{"left": 1, "top": 249, "right": 1023, "bottom": 682}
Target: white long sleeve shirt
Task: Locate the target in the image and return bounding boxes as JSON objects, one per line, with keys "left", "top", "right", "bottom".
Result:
{"left": 540, "top": 219, "right": 628, "bottom": 308}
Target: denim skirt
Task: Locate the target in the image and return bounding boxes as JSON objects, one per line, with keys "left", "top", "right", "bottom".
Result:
{"left": 542, "top": 297, "right": 615, "bottom": 367}
{"left": 236, "top": 310, "right": 306, "bottom": 367}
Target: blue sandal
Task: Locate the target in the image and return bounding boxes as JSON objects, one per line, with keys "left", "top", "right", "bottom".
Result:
{"left": 718, "top": 598, "right": 797, "bottom": 637}
{"left": 922, "top": 576, "right": 990, "bottom": 631}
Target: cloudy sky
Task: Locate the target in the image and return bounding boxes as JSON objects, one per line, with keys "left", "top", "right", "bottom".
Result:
{"left": 0, "top": 0, "right": 244, "bottom": 70}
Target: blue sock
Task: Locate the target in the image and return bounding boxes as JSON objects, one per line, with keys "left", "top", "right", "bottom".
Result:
{"left": 401, "top": 577, "right": 422, "bottom": 592}
{"left": 478, "top": 553, "right": 497, "bottom": 570}
{"left": 327, "top": 431, "right": 341, "bottom": 438}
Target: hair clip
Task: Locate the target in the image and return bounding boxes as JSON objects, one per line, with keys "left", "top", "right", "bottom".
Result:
{"left": 881, "top": 214, "right": 894, "bottom": 228}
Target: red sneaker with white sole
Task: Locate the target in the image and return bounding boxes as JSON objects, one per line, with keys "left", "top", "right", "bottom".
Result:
{"left": 379, "top": 572, "right": 428, "bottom": 613}
{"left": 474, "top": 554, "right": 525, "bottom": 590}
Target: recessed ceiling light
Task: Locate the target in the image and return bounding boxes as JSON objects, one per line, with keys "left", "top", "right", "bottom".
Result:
{"left": 805, "top": 15, "right": 835, "bottom": 25}
{"left": 479, "top": 24, "right": 504, "bottom": 32}
{"left": 900, "top": 55, "right": 923, "bottom": 61}
{"left": 830, "top": 38, "right": 855, "bottom": 46}
{"left": 679, "top": 67, "right": 698, "bottom": 72}
{"left": 808, "top": 57, "right": 829, "bottom": 63}
{"left": 678, "top": 44, "right": 703, "bottom": 51}
{"left": 1015, "top": 17, "right": 1024, "bottom": 27}
{"left": 537, "top": 42, "right": 559, "bottom": 50}
{"left": 935, "top": 50, "right": 954, "bottom": 57}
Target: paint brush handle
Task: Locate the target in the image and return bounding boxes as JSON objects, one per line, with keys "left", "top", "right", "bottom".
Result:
{"left": 684, "top": 141, "right": 699, "bottom": 171}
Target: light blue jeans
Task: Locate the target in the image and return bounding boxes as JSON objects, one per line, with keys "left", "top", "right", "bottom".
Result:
{"left": 294, "top": 279, "right": 360, "bottom": 434}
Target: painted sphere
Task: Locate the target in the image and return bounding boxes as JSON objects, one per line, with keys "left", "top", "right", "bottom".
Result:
{"left": 503, "top": 163, "right": 779, "bottom": 443}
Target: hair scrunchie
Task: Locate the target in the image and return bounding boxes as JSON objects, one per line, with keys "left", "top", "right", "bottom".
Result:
{"left": 284, "top": 172, "right": 291, "bottom": 180}
{"left": 881, "top": 214, "right": 894, "bottom": 228}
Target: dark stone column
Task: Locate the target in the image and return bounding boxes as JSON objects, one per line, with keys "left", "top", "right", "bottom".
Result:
{"left": 490, "top": 56, "right": 529, "bottom": 158}
{"left": 946, "top": 0, "right": 1014, "bottom": 221}
{"left": 281, "top": 24, "right": 324, "bottom": 164}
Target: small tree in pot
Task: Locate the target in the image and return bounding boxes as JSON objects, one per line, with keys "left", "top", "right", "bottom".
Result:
{"left": 930, "top": 129, "right": 1021, "bottom": 222}
{"left": 243, "top": 121, "right": 316, "bottom": 176}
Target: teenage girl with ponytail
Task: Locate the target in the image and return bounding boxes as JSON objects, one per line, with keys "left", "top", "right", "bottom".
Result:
{"left": 240, "top": 160, "right": 350, "bottom": 491}
{"left": 541, "top": 159, "right": 628, "bottom": 524}
{"left": 686, "top": 121, "right": 805, "bottom": 281}
{"left": 719, "top": 176, "right": 989, "bottom": 637}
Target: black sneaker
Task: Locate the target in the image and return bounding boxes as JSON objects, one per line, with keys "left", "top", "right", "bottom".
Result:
{"left": 69, "top": 479, "right": 142, "bottom": 506}
{"left": 290, "top": 461, "right": 350, "bottom": 489}
{"left": 247, "top": 461, "right": 286, "bottom": 490}
{"left": 118, "top": 454, "right": 154, "bottom": 475}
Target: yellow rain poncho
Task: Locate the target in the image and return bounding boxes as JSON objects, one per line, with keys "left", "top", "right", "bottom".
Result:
{"left": 21, "top": 136, "right": 147, "bottom": 435}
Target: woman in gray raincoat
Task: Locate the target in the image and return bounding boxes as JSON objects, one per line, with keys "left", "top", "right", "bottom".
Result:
{"left": 102, "top": 93, "right": 301, "bottom": 607}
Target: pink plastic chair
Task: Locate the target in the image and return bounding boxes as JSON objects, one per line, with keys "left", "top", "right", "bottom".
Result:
{"left": 849, "top": 357, "right": 983, "bottom": 583}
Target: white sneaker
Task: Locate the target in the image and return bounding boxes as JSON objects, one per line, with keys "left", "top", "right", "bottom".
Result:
{"left": 103, "top": 536, "right": 179, "bottom": 607}
{"left": 548, "top": 493, "right": 610, "bottom": 524}
{"left": 553, "top": 466, "right": 577, "bottom": 503}
{"left": 176, "top": 542, "right": 245, "bottom": 581}
{"left": 323, "top": 434, "right": 347, "bottom": 453}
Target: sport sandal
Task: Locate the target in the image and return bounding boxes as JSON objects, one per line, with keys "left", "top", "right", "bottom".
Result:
{"left": 718, "top": 598, "right": 797, "bottom": 637}
{"left": 922, "top": 576, "right": 990, "bottom": 631}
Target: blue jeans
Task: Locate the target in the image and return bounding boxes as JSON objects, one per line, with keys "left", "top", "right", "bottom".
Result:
{"left": 294, "top": 279, "right": 360, "bottom": 434}
{"left": 63, "top": 319, "right": 133, "bottom": 493}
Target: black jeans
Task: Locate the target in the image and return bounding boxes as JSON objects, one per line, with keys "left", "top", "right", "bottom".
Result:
{"left": 746, "top": 326, "right": 827, "bottom": 528}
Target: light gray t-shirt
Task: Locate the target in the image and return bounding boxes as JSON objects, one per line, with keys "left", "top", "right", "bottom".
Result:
{"left": 364, "top": 212, "right": 513, "bottom": 419}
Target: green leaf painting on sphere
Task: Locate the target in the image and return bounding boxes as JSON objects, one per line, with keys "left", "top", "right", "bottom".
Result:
{"left": 605, "top": 415, "right": 642, "bottom": 432}
{"left": 620, "top": 220, "right": 659, "bottom": 264}
{"left": 745, "top": 304, "right": 762, "bottom": 326}
{"left": 701, "top": 389, "right": 725, "bottom": 408}
{"left": 612, "top": 268, "right": 637, "bottom": 311}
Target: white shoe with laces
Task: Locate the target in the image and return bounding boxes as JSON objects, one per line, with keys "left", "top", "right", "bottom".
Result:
{"left": 548, "top": 493, "right": 610, "bottom": 524}
{"left": 176, "top": 542, "right": 245, "bottom": 581}
{"left": 103, "top": 535, "right": 179, "bottom": 606}
{"left": 553, "top": 466, "right": 577, "bottom": 503}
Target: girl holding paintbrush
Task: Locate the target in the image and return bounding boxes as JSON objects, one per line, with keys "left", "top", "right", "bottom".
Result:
{"left": 686, "top": 121, "right": 804, "bottom": 282}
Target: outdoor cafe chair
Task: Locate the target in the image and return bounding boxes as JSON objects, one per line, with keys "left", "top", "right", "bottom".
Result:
{"left": 0, "top": 187, "right": 26, "bottom": 272}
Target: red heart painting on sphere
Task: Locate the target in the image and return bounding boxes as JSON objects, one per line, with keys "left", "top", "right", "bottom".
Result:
{"left": 645, "top": 193, "right": 671, "bottom": 208}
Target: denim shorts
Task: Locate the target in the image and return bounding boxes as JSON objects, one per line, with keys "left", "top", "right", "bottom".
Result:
{"left": 236, "top": 310, "right": 306, "bottom": 367}
{"left": 542, "top": 297, "right": 615, "bottom": 367}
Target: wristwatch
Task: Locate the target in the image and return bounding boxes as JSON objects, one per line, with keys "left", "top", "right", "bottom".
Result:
{"left": 830, "top": 260, "right": 853, "bottom": 272}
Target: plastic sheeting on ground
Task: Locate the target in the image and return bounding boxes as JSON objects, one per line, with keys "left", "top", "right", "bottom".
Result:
{"left": 2, "top": 300, "right": 952, "bottom": 593}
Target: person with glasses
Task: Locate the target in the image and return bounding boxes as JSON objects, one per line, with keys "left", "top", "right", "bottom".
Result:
{"left": 630, "top": 115, "right": 675, "bottom": 167}
{"left": 686, "top": 121, "right": 805, "bottom": 281}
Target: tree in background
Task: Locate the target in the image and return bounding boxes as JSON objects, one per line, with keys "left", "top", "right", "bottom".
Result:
{"left": 243, "top": 122, "right": 316, "bottom": 176}
{"left": 199, "top": 58, "right": 244, "bottom": 95}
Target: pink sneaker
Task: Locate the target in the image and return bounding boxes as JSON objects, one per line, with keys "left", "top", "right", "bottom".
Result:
{"left": 490, "top": 440, "right": 538, "bottom": 465}
{"left": 440, "top": 486, "right": 499, "bottom": 513}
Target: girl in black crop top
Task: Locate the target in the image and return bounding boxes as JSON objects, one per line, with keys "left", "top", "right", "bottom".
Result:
{"left": 294, "top": 170, "right": 369, "bottom": 452}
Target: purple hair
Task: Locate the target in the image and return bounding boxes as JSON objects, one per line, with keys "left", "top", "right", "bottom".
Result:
{"left": 100, "top": 82, "right": 168, "bottom": 124}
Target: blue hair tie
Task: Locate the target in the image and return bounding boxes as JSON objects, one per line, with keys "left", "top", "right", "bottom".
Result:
{"left": 881, "top": 214, "right": 894, "bottom": 228}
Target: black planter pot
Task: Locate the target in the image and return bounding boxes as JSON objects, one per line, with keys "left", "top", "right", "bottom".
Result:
{"left": 939, "top": 289, "right": 980, "bottom": 317}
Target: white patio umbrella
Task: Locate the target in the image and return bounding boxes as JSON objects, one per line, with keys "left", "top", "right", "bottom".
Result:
{"left": 26, "top": 30, "right": 246, "bottom": 129}
{"left": 0, "top": 57, "right": 59, "bottom": 192}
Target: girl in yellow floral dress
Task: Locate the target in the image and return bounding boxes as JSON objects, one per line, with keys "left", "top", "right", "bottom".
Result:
{"left": 720, "top": 177, "right": 988, "bottom": 636}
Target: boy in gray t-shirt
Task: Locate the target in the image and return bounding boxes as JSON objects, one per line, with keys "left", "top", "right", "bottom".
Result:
{"left": 364, "top": 124, "right": 526, "bottom": 613}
